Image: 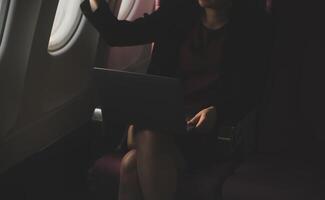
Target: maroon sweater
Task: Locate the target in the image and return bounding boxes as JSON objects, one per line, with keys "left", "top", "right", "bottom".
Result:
{"left": 179, "top": 21, "right": 226, "bottom": 115}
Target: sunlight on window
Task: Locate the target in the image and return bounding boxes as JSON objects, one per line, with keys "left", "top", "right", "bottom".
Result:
{"left": 0, "top": 0, "right": 9, "bottom": 45}
{"left": 48, "top": 0, "right": 83, "bottom": 52}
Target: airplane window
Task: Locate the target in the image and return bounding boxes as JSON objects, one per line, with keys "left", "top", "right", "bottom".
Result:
{"left": 117, "top": 0, "right": 136, "bottom": 20}
{"left": 118, "top": 0, "right": 158, "bottom": 20}
{"left": 0, "top": 0, "right": 10, "bottom": 45}
{"left": 48, "top": 0, "right": 83, "bottom": 52}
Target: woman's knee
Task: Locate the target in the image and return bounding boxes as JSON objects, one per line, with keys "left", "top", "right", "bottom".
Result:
{"left": 135, "top": 129, "right": 179, "bottom": 158}
{"left": 120, "top": 149, "right": 137, "bottom": 175}
{"left": 136, "top": 129, "right": 174, "bottom": 147}
{"left": 133, "top": 129, "right": 187, "bottom": 171}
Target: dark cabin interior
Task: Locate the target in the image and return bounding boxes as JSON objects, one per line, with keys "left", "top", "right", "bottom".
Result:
{"left": 0, "top": 0, "right": 324, "bottom": 199}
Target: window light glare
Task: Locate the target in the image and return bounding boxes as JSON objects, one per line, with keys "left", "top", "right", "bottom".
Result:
{"left": 48, "top": 0, "right": 83, "bottom": 52}
{"left": 118, "top": 0, "right": 135, "bottom": 20}
{"left": 0, "top": 0, "right": 9, "bottom": 46}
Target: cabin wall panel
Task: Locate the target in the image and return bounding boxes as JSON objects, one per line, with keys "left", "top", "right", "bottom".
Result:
{"left": 0, "top": 0, "right": 42, "bottom": 138}
{"left": 0, "top": 0, "right": 100, "bottom": 173}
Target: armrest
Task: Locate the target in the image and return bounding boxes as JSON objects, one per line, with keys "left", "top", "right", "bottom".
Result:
{"left": 92, "top": 108, "right": 103, "bottom": 123}
{"left": 91, "top": 108, "right": 128, "bottom": 156}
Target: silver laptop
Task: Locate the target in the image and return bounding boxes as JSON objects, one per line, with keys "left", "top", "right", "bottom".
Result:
{"left": 93, "top": 67, "right": 187, "bottom": 135}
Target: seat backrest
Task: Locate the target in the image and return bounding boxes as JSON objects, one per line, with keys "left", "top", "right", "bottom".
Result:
{"left": 257, "top": 0, "right": 324, "bottom": 153}
{"left": 105, "top": 0, "right": 157, "bottom": 73}
{"left": 299, "top": 11, "right": 325, "bottom": 146}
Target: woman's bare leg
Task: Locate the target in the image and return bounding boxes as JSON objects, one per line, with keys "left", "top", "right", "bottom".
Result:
{"left": 135, "top": 129, "right": 186, "bottom": 200}
{"left": 119, "top": 149, "right": 142, "bottom": 200}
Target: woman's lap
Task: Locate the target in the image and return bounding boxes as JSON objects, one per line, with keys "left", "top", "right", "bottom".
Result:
{"left": 175, "top": 130, "right": 220, "bottom": 170}
{"left": 131, "top": 124, "right": 219, "bottom": 170}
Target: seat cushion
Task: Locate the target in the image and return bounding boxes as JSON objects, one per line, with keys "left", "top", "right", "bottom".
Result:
{"left": 177, "top": 159, "right": 240, "bottom": 200}
{"left": 222, "top": 154, "right": 325, "bottom": 200}
{"left": 88, "top": 152, "right": 240, "bottom": 200}
{"left": 88, "top": 154, "right": 122, "bottom": 200}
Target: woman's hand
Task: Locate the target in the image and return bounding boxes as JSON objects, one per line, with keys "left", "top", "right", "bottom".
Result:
{"left": 91, "top": 0, "right": 101, "bottom": 5}
{"left": 89, "top": 0, "right": 100, "bottom": 11}
{"left": 127, "top": 124, "right": 136, "bottom": 149}
{"left": 187, "top": 106, "right": 217, "bottom": 133}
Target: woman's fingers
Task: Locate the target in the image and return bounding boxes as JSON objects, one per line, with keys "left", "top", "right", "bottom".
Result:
{"left": 127, "top": 124, "right": 136, "bottom": 149}
{"left": 195, "top": 114, "right": 206, "bottom": 128}
{"left": 128, "top": 124, "right": 135, "bottom": 134}
{"left": 188, "top": 113, "right": 207, "bottom": 128}
{"left": 188, "top": 114, "right": 200, "bottom": 125}
{"left": 186, "top": 107, "right": 217, "bottom": 133}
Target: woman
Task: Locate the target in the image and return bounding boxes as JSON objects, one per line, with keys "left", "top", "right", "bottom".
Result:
{"left": 81, "top": 0, "right": 271, "bottom": 200}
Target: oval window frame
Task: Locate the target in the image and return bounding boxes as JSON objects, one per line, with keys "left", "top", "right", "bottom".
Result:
{"left": 48, "top": 0, "right": 83, "bottom": 53}
{"left": 117, "top": 0, "right": 136, "bottom": 20}
{"left": 0, "top": 0, "right": 10, "bottom": 46}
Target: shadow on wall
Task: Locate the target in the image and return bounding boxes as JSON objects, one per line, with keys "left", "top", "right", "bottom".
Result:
{"left": 258, "top": 0, "right": 325, "bottom": 153}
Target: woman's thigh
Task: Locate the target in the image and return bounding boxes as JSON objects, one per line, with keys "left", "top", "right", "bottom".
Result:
{"left": 131, "top": 128, "right": 187, "bottom": 171}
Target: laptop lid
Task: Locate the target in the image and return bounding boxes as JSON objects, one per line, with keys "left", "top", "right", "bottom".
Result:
{"left": 93, "top": 68, "right": 186, "bottom": 134}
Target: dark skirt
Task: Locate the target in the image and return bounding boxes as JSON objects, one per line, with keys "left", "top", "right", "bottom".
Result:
{"left": 175, "top": 128, "right": 221, "bottom": 171}
{"left": 122, "top": 104, "right": 233, "bottom": 170}
{"left": 131, "top": 115, "right": 222, "bottom": 171}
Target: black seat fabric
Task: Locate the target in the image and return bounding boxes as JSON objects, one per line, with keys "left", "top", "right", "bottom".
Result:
{"left": 223, "top": 153, "right": 325, "bottom": 200}
{"left": 88, "top": 152, "right": 241, "bottom": 200}
{"left": 222, "top": 0, "right": 325, "bottom": 199}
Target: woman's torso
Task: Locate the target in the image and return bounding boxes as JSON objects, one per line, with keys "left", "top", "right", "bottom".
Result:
{"left": 179, "top": 20, "right": 227, "bottom": 115}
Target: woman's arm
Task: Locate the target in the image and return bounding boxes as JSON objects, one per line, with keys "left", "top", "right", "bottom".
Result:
{"left": 80, "top": 0, "right": 169, "bottom": 46}
{"left": 89, "top": 0, "right": 99, "bottom": 11}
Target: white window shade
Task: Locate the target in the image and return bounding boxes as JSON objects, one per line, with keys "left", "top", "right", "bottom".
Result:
{"left": 106, "top": 0, "right": 156, "bottom": 72}
{"left": 0, "top": 0, "right": 9, "bottom": 45}
{"left": 48, "top": 0, "right": 83, "bottom": 52}
{"left": 117, "top": 0, "right": 135, "bottom": 20}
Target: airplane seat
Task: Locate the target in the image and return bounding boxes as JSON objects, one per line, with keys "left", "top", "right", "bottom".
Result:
{"left": 222, "top": 0, "right": 325, "bottom": 199}
{"left": 86, "top": 1, "right": 159, "bottom": 198}
{"left": 88, "top": 110, "right": 250, "bottom": 200}
{"left": 88, "top": 149, "right": 241, "bottom": 200}
{"left": 105, "top": 0, "right": 156, "bottom": 73}
{"left": 88, "top": 153, "right": 122, "bottom": 200}
{"left": 87, "top": 0, "right": 269, "bottom": 199}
